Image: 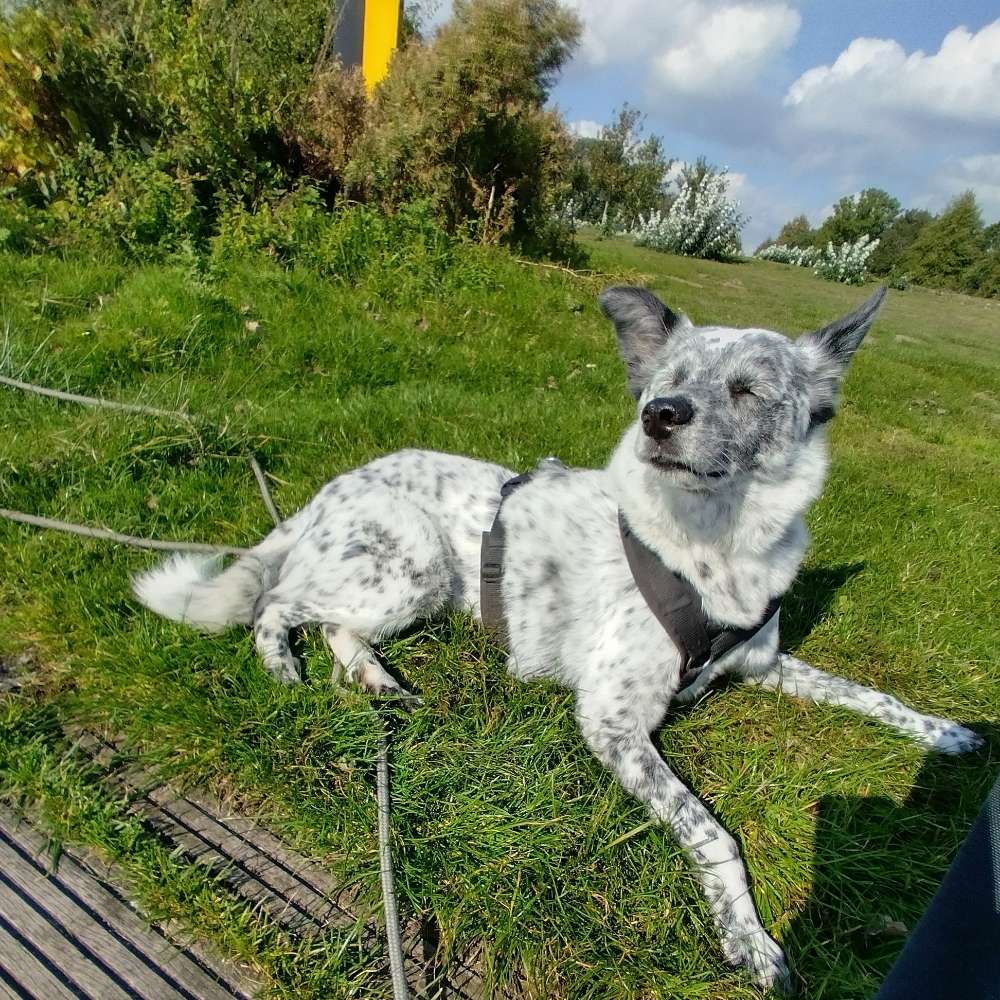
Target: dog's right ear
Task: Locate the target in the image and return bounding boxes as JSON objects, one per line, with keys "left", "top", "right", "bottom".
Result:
{"left": 599, "top": 286, "right": 687, "bottom": 399}
{"left": 798, "top": 285, "right": 887, "bottom": 425}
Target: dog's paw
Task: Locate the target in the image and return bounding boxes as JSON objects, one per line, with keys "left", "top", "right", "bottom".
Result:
{"left": 918, "top": 719, "right": 984, "bottom": 755}
{"left": 271, "top": 659, "right": 302, "bottom": 685}
{"left": 722, "top": 926, "right": 793, "bottom": 994}
{"left": 360, "top": 669, "right": 423, "bottom": 710}
{"left": 372, "top": 680, "right": 423, "bottom": 710}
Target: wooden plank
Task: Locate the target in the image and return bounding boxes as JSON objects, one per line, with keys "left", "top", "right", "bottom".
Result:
{"left": 151, "top": 793, "right": 339, "bottom": 930}
{"left": 0, "top": 875, "right": 133, "bottom": 1000}
{"left": 0, "top": 811, "right": 249, "bottom": 1000}
{"left": 73, "top": 731, "right": 499, "bottom": 998}
{"left": 0, "top": 913, "right": 83, "bottom": 1000}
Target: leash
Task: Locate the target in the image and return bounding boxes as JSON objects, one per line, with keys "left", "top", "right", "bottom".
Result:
{"left": 0, "top": 507, "right": 252, "bottom": 556}
{"left": 1, "top": 374, "right": 411, "bottom": 1000}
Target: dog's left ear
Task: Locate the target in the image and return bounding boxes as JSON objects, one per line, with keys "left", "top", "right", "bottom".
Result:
{"left": 599, "top": 286, "right": 688, "bottom": 399}
{"left": 799, "top": 285, "right": 887, "bottom": 425}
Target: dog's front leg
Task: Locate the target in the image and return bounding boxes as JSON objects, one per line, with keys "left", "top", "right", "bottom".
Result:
{"left": 578, "top": 704, "right": 792, "bottom": 993}
{"left": 745, "top": 653, "right": 983, "bottom": 754}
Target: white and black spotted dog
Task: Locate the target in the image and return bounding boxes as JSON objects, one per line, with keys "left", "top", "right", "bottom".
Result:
{"left": 135, "top": 285, "right": 982, "bottom": 992}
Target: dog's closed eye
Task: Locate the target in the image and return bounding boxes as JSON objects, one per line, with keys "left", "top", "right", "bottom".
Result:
{"left": 728, "top": 380, "right": 758, "bottom": 401}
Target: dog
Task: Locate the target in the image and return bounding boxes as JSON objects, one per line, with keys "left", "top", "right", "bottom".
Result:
{"left": 134, "top": 285, "right": 982, "bottom": 991}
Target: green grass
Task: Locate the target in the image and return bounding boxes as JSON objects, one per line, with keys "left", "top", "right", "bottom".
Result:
{"left": 1, "top": 232, "right": 998, "bottom": 999}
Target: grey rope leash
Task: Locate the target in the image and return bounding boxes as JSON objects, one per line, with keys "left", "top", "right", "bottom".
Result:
{"left": 249, "top": 456, "right": 282, "bottom": 528}
{"left": 0, "top": 373, "right": 244, "bottom": 553}
{"left": 377, "top": 724, "right": 410, "bottom": 1000}
{"left": 0, "top": 373, "right": 193, "bottom": 422}
{"left": 2, "top": 372, "right": 412, "bottom": 1000}
{"left": 248, "top": 437, "right": 410, "bottom": 1000}
{"left": 0, "top": 508, "right": 252, "bottom": 556}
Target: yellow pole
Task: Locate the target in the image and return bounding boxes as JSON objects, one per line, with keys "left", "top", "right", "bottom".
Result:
{"left": 361, "top": 0, "right": 402, "bottom": 93}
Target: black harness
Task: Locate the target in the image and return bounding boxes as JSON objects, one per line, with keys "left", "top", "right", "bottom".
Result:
{"left": 480, "top": 472, "right": 781, "bottom": 691}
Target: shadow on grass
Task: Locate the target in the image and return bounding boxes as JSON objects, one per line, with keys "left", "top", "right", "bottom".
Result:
{"left": 786, "top": 723, "right": 1000, "bottom": 999}
{"left": 780, "top": 562, "right": 866, "bottom": 649}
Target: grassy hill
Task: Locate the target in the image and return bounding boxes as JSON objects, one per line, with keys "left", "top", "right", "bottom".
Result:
{"left": 1, "top": 233, "right": 998, "bottom": 998}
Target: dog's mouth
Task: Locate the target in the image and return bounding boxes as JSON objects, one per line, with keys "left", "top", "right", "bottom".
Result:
{"left": 647, "top": 453, "right": 728, "bottom": 479}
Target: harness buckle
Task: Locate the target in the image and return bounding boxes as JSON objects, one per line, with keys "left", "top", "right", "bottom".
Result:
{"left": 481, "top": 561, "right": 503, "bottom": 582}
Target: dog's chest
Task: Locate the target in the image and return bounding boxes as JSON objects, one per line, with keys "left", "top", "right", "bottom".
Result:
{"left": 494, "top": 470, "right": 793, "bottom": 692}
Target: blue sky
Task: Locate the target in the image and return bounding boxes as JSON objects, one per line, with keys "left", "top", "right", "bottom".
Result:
{"left": 426, "top": 2, "right": 1000, "bottom": 249}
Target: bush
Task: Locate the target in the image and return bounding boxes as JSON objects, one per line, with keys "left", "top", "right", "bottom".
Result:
{"left": 1, "top": 0, "right": 592, "bottom": 262}
{"left": 211, "top": 191, "right": 496, "bottom": 300}
{"left": 291, "top": 62, "right": 370, "bottom": 186}
{"left": 755, "top": 243, "right": 818, "bottom": 267}
{"left": 1, "top": 3, "right": 149, "bottom": 183}
{"left": 813, "top": 235, "right": 879, "bottom": 285}
{"left": 345, "top": 0, "right": 581, "bottom": 251}
{"left": 2, "top": 0, "right": 331, "bottom": 200}
{"left": 0, "top": 185, "right": 57, "bottom": 250}
{"left": 42, "top": 141, "right": 204, "bottom": 259}
{"left": 631, "top": 169, "right": 745, "bottom": 260}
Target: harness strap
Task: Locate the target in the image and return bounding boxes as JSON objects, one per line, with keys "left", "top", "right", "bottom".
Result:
{"left": 618, "top": 511, "right": 780, "bottom": 689}
{"left": 480, "top": 472, "right": 535, "bottom": 641}
{"left": 480, "top": 476, "right": 781, "bottom": 693}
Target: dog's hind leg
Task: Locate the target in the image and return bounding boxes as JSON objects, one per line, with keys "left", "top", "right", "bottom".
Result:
{"left": 252, "top": 599, "right": 303, "bottom": 685}
{"left": 577, "top": 697, "right": 792, "bottom": 993}
{"left": 745, "top": 653, "right": 983, "bottom": 754}
{"left": 322, "top": 624, "right": 415, "bottom": 699}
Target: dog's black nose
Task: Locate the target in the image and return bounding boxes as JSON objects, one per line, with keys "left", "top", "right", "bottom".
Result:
{"left": 641, "top": 396, "right": 695, "bottom": 438}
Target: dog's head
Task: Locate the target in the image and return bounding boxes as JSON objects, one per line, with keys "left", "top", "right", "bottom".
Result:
{"left": 599, "top": 285, "right": 886, "bottom": 490}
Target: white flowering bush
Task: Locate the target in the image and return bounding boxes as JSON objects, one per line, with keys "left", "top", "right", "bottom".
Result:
{"left": 756, "top": 243, "right": 818, "bottom": 267}
{"left": 813, "top": 234, "right": 880, "bottom": 285}
{"left": 631, "top": 171, "right": 746, "bottom": 260}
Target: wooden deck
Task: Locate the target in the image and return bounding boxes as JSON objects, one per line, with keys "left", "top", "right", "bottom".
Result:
{"left": 0, "top": 733, "right": 493, "bottom": 999}
{"left": 0, "top": 805, "right": 257, "bottom": 1000}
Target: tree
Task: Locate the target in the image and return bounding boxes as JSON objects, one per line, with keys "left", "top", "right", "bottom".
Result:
{"left": 867, "top": 208, "right": 933, "bottom": 276}
{"left": 903, "top": 191, "right": 985, "bottom": 291}
{"left": 814, "top": 188, "right": 900, "bottom": 248}
{"left": 570, "top": 105, "right": 672, "bottom": 230}
{"left": 346, "top": 0, "right": 581, "bottom": 247}
{"left": 776, "top": 214, "right": 815, "bottom": 249}
{"left": 962, "top": 219, "right": 1000, "bottom": 298}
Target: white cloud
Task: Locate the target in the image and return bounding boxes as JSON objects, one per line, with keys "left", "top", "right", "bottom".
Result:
{"left": 562, "top": 0, "right": 694, "bottom": 67}
{"left": 784, "top": 20, "right": 1000, "bottom": 143}
{"left": 562, "top": 0, "right": 799, "bottom": 97}
{"left": 916, "top": 154, "right": 1000, "bottom": 222}
{"left": 568, "top": 119, "right": 603, "bottom": 139}
{"left": 655, "top": 4, "right": 800, "bottom": 97}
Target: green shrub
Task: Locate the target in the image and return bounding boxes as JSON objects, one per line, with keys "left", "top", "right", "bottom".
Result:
{"left": 345, "top": 0, "right": 581, "bottom": 250}
{"left": 43, "top": 142, "right": 204, "bottom": 259}
{"left": 0, "top": 187, "right": 54, "bottom": 250}
{"left": 2, "top": 0, "right": 329, "bottom": 199}
{"left": 211, "top": 191, "right": 497, "bottom": 300}
{"left": 2, "top": 0, "right": 588, "bottom": 265}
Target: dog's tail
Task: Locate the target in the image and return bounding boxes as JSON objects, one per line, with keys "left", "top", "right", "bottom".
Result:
{"left": 132, "top": 527, "right": 295, "bottom": 633}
